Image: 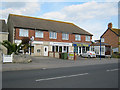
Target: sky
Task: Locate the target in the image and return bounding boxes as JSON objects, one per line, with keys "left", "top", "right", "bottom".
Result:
{"left": 0, "top": 0, "right": 119, "bottom": 41}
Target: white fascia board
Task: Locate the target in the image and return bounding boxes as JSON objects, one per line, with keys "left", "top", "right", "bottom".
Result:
{"left": 50, "top": 42, "right": 72, "bottom": 46}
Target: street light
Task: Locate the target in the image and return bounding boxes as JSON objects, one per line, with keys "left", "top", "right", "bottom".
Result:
{"left": 30, "top": 36, "right": 34, "bottom": 55}
{"left": 100, "top": 37, "right": 101, "bottom": 60}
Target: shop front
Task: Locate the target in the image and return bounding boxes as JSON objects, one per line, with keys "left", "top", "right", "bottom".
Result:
{"left": 73, "top": 43, "right": 90, "bottom": 55}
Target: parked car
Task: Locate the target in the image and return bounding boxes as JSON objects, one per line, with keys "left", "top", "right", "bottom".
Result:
{"left": 81, "top": 51, "right": 96, "bottom": 58}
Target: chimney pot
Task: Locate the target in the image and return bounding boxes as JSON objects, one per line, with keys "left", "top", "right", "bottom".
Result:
{"left": 108, "top": 23, "right": 112, "bottom": 29}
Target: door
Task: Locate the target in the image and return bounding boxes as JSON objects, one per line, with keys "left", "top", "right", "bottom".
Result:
{"left": 44, "top": 46, "right": 48, "bottom": 56}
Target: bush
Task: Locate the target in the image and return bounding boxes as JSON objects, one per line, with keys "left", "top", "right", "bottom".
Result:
{"left": 112, "top": 52, "right": 120, "bottom": 58}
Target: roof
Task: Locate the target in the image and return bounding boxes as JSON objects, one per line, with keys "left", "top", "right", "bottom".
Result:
{"left": 8, "top": 14, "right": 93, "bottom": 36}
{"left": 90, "top": 42, "right": 111, "bottom": 46}
{"left": 0, "top": 20, "right": 8, "bottom": 32}
{"left": 101, "top": 28, "right": 120, "bottom": 37}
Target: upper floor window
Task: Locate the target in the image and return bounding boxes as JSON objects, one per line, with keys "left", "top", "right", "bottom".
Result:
{"left": 35, "top": 31, "right": 43, "bottom": 38}
{"left": 49, "top": 32, "right": 57, "bottom": 39}
{"left": 75, "top": 35, "right": 81, "bottom": 41}
{"left": 19, "top": 29, "right": 28, "bottom": 37}
{"left": 85, "top": 36, "right": 90, "bottom": 41}
{"left": 62, "top": 33, "right": 69, "bottom": 40}
{"left": 101, "top": 38, "right": 104, "bottom": 42}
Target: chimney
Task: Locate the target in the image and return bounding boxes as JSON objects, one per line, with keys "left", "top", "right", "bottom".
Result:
{"left": 108, "top": 23, "right": 112, "bottom": 29}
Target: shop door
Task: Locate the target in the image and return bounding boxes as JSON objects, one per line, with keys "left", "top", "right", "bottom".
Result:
{"left": 44, "top": 46, "right": 48, "bottom": 56}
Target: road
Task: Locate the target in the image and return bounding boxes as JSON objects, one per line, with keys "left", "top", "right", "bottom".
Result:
{"left": 2, "top": 63, "right": 119, "bottom": 88}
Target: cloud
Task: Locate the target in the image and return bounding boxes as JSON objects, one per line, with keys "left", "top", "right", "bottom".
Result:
{"left": 1, "top": 2, "right": 41, "bottom": 20}
{"left": 40, "top": 2, "right": 118, "bottom": 40}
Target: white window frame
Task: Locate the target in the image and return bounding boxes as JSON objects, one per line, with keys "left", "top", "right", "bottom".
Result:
{"left": 19, "top": 29, "right": 28, "bottom": 37}
{"left": 49, "top": 32, "right": 57, "bottom": 39}
{"left": 75, "top": 35, "right": 81, "bottom": 41}
{"left": 101, "top": 38, "right": 104, "bottom": 42}
{"left": 35, "top": 30, "right": 43, "bottom": 38}
{"left": 62, "top": 33, "right": 69, "bottom": 40}
{"left": 85, "top": 36, "right": 90, "bottom": 41}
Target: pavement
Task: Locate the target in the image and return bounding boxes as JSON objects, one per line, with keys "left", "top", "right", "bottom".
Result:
{"left": 2, "top": 56, "right": 119, "bottom": 71}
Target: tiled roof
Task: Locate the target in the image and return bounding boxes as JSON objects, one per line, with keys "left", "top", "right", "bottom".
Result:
{"left": 8, "top": 14, "right": 93, "bottom": 36}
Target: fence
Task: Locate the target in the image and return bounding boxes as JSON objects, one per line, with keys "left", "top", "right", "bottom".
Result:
{"left": 3, "top": 54, "right": 13, "bottom": 63}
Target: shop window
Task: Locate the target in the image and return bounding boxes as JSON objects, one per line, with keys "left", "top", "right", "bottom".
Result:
{"left": 52, "top": 46, "right": 55, "bottom": 52}
{"left": 74, "top": 46, "right": 78, "bottom": 53}
{"left": 82, "top": 46, "right": 86, "bottom": 53}
{"left": 37, "top": 49, "right": 40, "bottom": 53}
{"left": 67, "top": 46, "right": 69, "bottom": 53}
{"left": 79, "top": 47, "right": 81, "bottom": 53}
{"left": 56, "top": 46, "right": 58, "bottom": 52}
{"left": 64, "top": 46, "right": 66, "bottom": 51}
{"left": 86, "top": 47, "right": 89, "bottom": 51}
{"left": 59, "top": 46, "right": 62, "bottom": 52}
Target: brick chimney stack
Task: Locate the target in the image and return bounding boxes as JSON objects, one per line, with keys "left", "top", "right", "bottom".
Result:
{"left": 108, "top": 23, "right": 112, "bottom": 29}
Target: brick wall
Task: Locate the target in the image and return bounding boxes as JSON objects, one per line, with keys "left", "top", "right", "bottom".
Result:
{"left": 15, "top": 28, "right": 92, "bottom": 43}
{"left": 101, "top": 29, "right": 119, "bottom": 48}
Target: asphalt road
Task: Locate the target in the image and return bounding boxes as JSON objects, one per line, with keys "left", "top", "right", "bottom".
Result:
{"left": 2, "top": 63, "right": 119, "bottom": 88}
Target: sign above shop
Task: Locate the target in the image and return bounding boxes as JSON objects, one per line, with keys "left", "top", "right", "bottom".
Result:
{"left": 50, "top": 42, "right": 72, "bottom": 46}
{"left": 73, "top": 43, "right": 90, "bottom": 47}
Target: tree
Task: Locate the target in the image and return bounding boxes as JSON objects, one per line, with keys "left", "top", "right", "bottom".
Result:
{"left": 0, "top": 40, "right": 22, "bottom": 55}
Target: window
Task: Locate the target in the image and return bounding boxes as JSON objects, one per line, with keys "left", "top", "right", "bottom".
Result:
{"left": 49, "top": 32, "right": 57, "bottom": 39}
{"left": 56, "top": 46, "right": 58, "bottom": 52}
{"left": 119, "top": 37, "right": 120, "bottom": 42}
{"left": 62, "top": 33, "right": 69, "bottom": 40}
{"left": 101, "top": 38, "right": 104, "bottom": 42}
{"left": 37, "top": 49, "right": 40, "bottom": 53}
{"left": 75, "top": 35, "right": 81, "bottom": 41}
{"left": 19, "top": 29, "right": 28, "bottom": 37}
{"left": 85, "top": 36, "right": 90, "bottom": 41}
{"left": 35, "top": 31, "right": 43, "bottom": 38}
{"left": 52, "top": 46, "right": 55, "bottom": 52}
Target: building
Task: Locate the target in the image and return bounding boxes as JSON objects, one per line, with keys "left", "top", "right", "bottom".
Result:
{"left": 101, "top": 23, "right": 120, "bottom": 53}
{"left": 7, "top": 14, "right": 93, "bottom": 56}
{"left": 90, "top": 42, "right": 112, "bottom": 57}
{"left": 0, "top": 20, "right": 9, "bottom": 54}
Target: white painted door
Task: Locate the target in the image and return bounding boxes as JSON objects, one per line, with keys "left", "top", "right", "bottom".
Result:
{"left": 44, "top": 46, "right": 48, "bottom": 56}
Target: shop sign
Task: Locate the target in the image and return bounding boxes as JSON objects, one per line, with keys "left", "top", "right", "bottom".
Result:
{"left": 68, "top": 53, "right": 74, "bottom": 57}
{"left": 50, "top": 42, "right": 72, "bottom": 46}
{"left": 73, "top": 43, "right": 90, "bottom": 47}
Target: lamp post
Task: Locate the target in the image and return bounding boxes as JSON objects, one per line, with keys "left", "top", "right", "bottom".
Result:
{"left": 30, "top": 36, "right": 34, "bottom": 55}
{"left": 100, "top": 37, "right": 101, "bottom": 60}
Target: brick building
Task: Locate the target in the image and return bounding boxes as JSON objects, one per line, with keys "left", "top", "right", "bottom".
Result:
{"left": 7, "top": 14, "right": 93, "bottom": 56}
{"left": 101, "top": 23, "right": 120, "bottom": 53}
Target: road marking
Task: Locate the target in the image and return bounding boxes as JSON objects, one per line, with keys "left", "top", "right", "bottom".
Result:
{"left": 106, "top": 69, "right": 119, "bottom": 72}
{"left": 35, "top": 73, "right": 88, "bottom": 82}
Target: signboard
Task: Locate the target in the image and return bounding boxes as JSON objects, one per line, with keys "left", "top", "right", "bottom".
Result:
{"left": 3, "top": 54, "right": 13, "bottom": 63}
{"left": 50, "top": 42, "right": 72, "bottom": 46}
{"left": 68, "top": 53, "right": 74, "bottom": 57}
{"left": 73, "top": 43, "right": 90, "bottom": 47}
